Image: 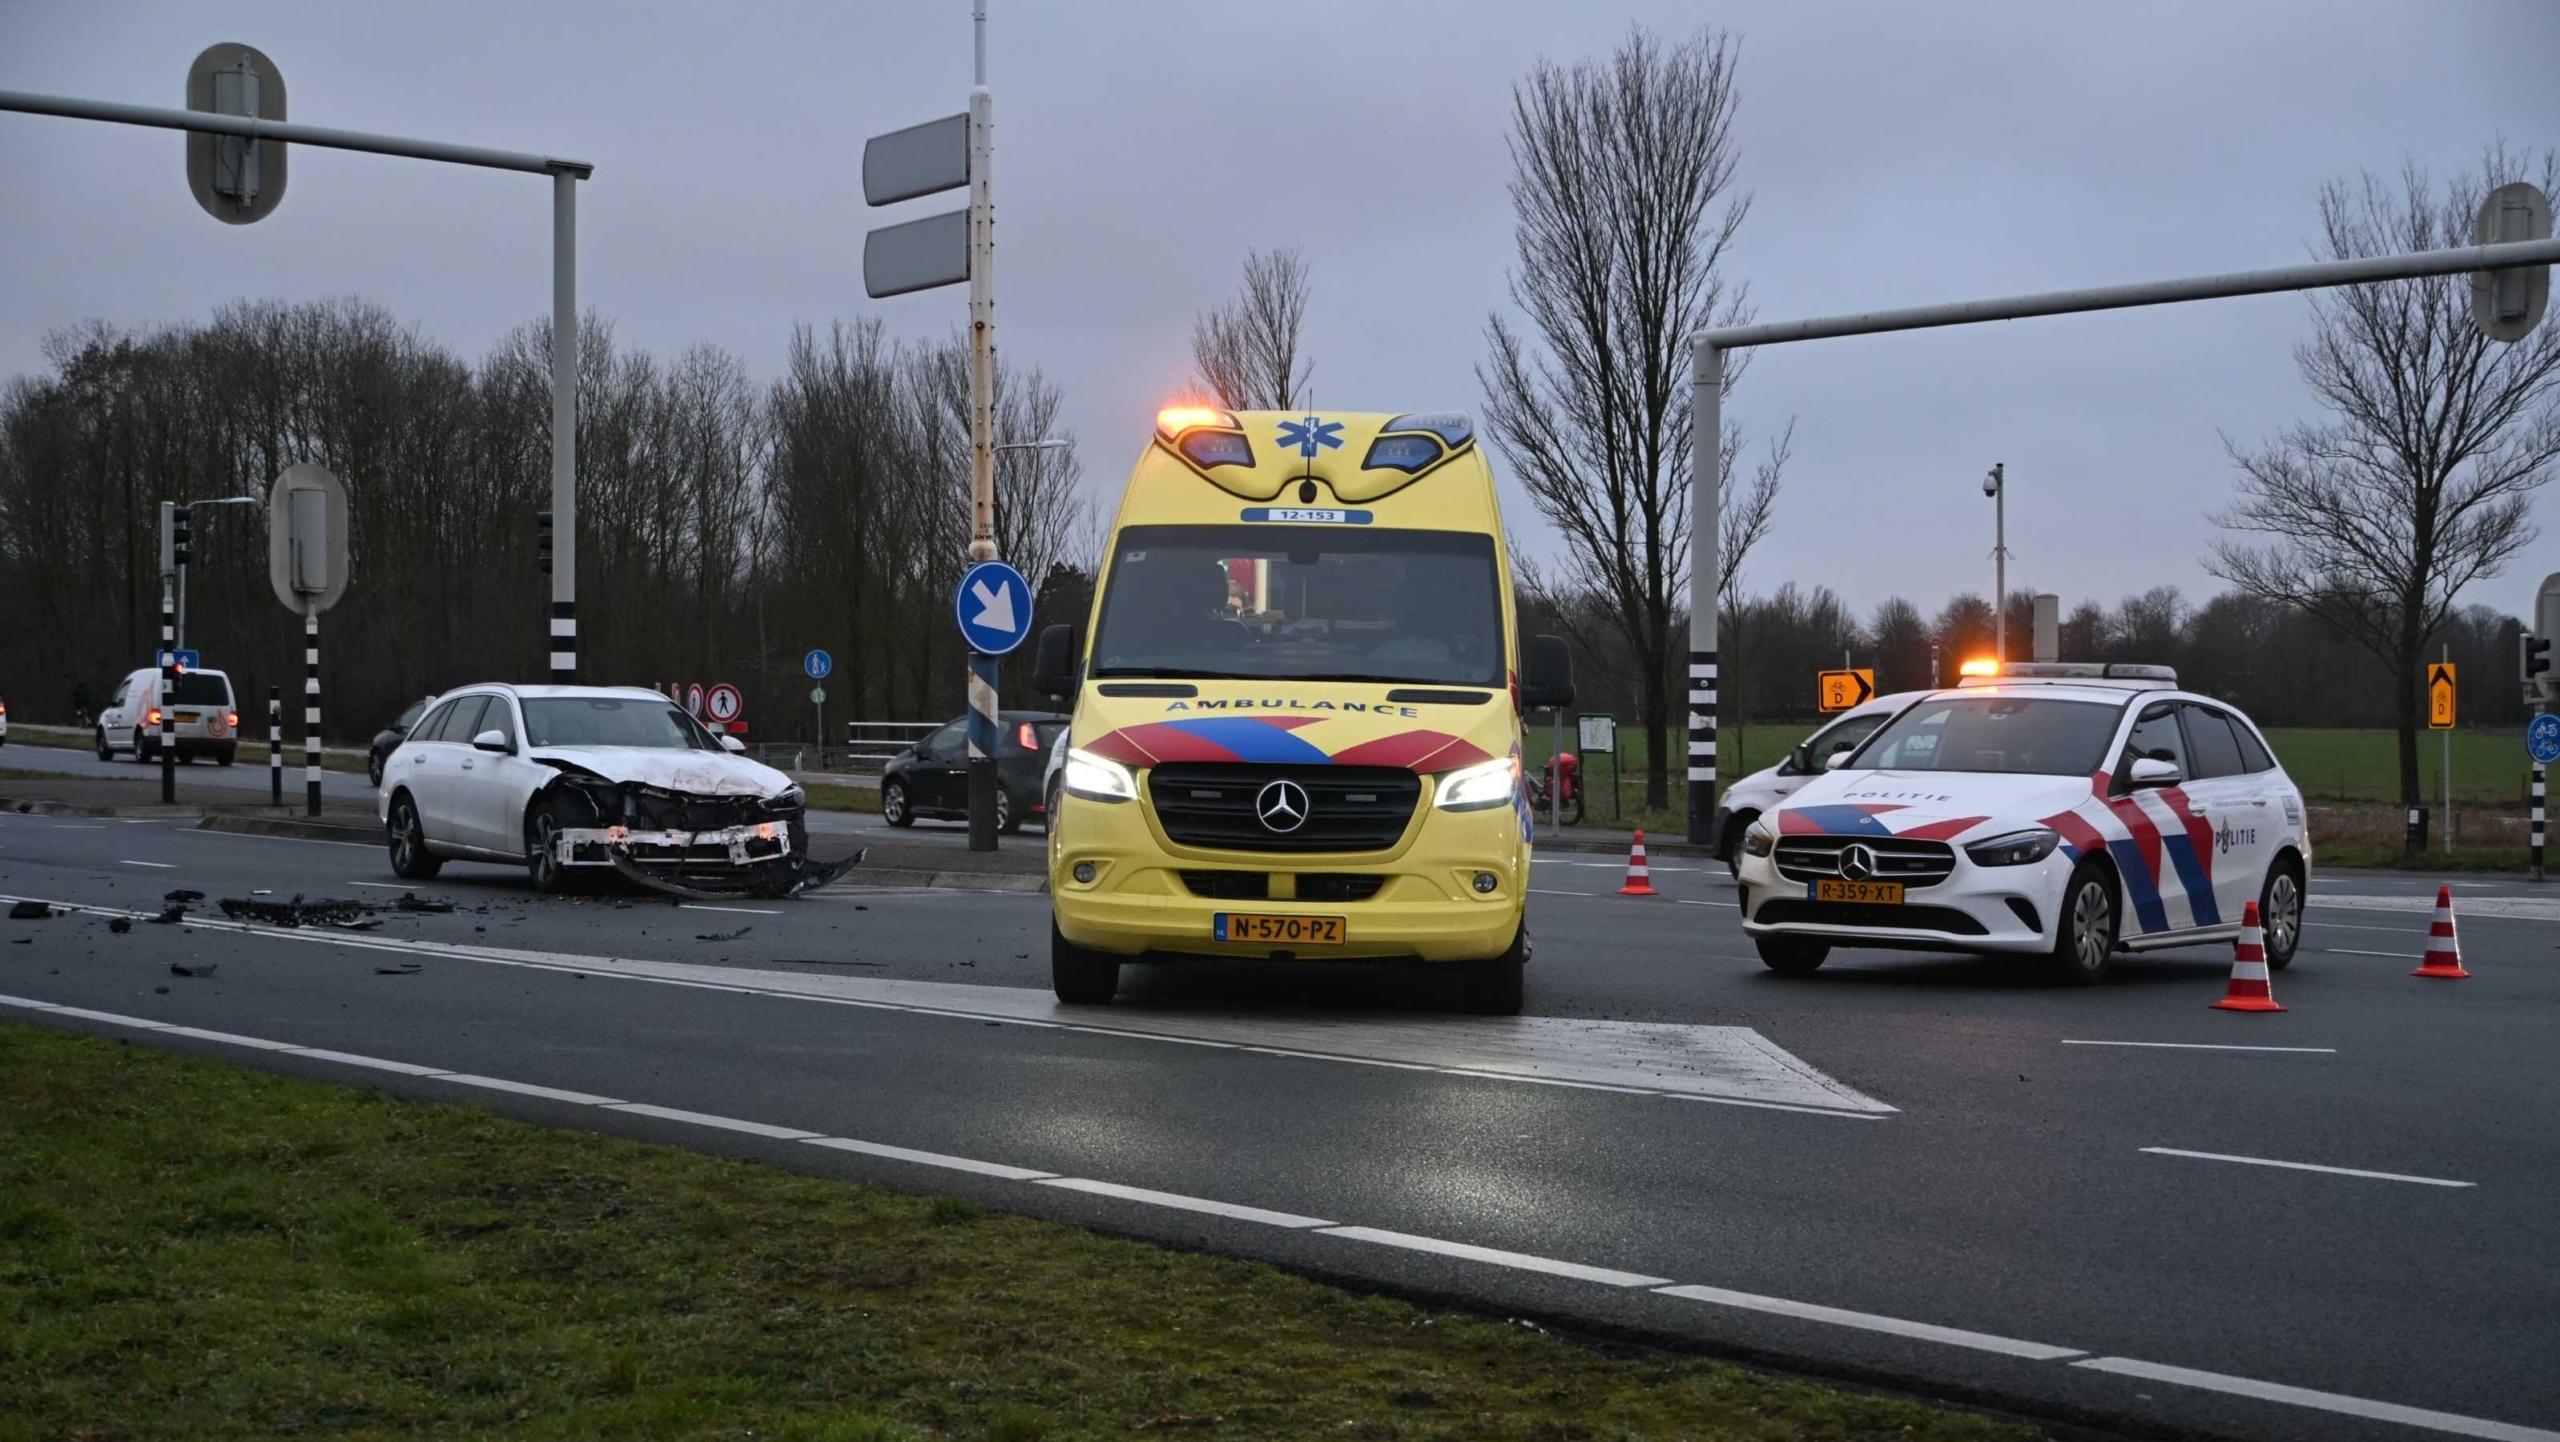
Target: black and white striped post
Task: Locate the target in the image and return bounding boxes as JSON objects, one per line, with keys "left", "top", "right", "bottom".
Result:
{"left": 2533, "top": 755, "right": 2546, "bottom": 882}
{"left": 267, "top": 686, "right": 281, "bottom": 806}
{"left": 158, "top": 576, "right": 176, "bottom": 804}
{"left": 302, "top": 612, "right": 322, "bottom": 817}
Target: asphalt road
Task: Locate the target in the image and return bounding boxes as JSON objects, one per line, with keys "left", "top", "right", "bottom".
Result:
{"left": 3, "top": 810, "right": 2555, "bottom": 1442}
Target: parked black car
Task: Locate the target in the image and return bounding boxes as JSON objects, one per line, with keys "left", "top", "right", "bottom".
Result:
{"left": 880, "top": 711, "right": 1067, "bottom": 833}
{"left": 367, "top": 696, "right": 435, "bottom": 788}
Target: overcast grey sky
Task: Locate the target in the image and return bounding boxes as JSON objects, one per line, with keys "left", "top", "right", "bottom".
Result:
{"left": 6, "top": 1, "right": 2556, "bottom": 622}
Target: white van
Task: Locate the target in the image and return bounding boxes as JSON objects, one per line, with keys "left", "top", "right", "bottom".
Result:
{"left": 96, "top": 666, "right": 241, "bottom": 765}
{"left": 1710, "top": 691, "right": 1925, "bottom": 872}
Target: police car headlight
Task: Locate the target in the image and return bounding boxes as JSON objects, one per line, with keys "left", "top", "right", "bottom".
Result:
{"left": 1062, "top": 748, "right": 1137, "bottom": 804}
{"left": 1434, "top": 757, "right": 1519, "bottom": 812}
{"left": 1965, "top": 828, "right": 2060, "bottom": 867}
{"left": 1742, "top": 822, "right": 1776, "bottom": 858}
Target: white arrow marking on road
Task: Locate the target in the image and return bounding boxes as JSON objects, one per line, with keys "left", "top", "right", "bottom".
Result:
{"left": 970, "top": 578, "right": 1016, "bottom": 635}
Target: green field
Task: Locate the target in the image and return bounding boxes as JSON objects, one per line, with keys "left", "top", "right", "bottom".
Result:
{"left": 0, "top": 1022, "right": 2026, "bottom": 1442}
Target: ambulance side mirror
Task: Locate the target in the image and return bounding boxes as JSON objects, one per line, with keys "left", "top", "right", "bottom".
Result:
{"left": 1521, "top": 635, "right": 1574, "bottom": 711}
{"left": 1031, "top": 625, "right": 1079, "bottom": 702}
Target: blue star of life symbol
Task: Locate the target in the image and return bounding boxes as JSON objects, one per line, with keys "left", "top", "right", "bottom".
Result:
{"left": 1274, "top": 415, "right": 1344, "bottom": 459}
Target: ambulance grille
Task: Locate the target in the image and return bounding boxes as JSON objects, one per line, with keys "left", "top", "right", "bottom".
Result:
{"left": 1773, "top": 836, "right": 1957, "bottom": 888}
{"left": 1149, "top": 764, "right": 1421, "bottom": 854}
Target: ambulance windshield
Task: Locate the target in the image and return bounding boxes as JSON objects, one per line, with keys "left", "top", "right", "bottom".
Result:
{"left": 1090, "top": 525, "right": 1504, "bottom": 688}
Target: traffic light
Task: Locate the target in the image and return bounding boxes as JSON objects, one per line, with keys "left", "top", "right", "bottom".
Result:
{"left": 2524, "top": 631, "right": 2552, "bottom": 689}
{"left": 172, "top": 504, "right": 192, "bottom": 568}
{"left": 536, "top": 510, "right": 553, "bottom": 575}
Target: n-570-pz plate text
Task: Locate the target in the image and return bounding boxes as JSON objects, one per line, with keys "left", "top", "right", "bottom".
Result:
{"left": 1214, "top": 913, "right": 1347, "bottom": 945}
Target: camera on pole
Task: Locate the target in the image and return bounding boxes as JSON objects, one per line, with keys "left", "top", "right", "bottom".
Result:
{"left": 2523, "top": 631, "right": 2551, "bottom": 693}
{"left": 536, "top": 510, "right": 553, "bottom": 575}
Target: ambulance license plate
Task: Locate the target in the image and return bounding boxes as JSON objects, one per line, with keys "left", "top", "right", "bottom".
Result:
{"left": 1813, "top": 879, "right": 1903, "bottom": 905}
{"left": 1215, "top": 913, "right": 1346, "bottom": 946}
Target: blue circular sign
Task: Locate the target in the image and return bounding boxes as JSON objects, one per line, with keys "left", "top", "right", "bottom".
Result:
{"left": 954, "top": 560, "right": 1035, "bottom": 656}
{"left": 2529, "top": 713, "right": 2560, "bottom": 766}
{"left": 802, "top": 648, "right": 832, "bottom": 680}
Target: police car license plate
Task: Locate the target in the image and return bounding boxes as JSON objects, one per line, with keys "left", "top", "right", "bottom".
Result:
{"left": 1215, "top": 913, "right": 1346, "bottom": 945}
{"left": 1813, "top": 879, "right": 1903, "bottom": 904}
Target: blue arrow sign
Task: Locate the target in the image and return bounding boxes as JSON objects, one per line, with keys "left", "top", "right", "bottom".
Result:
{"left": 161, "top": 649, "right": 200, "bottom": 672}
{"left": 2529, "top": 713, "right": 2560, "bottom": 766}
{"left": 954, "top": 560, "right": 1034, "bottom": 656}
{"left": 802, "top": 648, "right": 833, "bottom": 681}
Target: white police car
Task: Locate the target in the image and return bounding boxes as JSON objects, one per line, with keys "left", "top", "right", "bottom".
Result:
{"left": 1711, "top": 690, "right": 1926, "bottom": 873}
{"left": 1734, "top": 664, "right": 2308, "bottom": 984}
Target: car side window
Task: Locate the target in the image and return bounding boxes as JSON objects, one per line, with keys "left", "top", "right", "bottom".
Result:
{"left": 926, "top": 722, "right": 966, "bottom": 762}
{"left": 411, "top": 699, "right": 461, "bottom": 744}
{"left": 443, "top": 696, "right": 491, "bottom": 745}
{"left": 2232, "top": 718, "right": 2277, "bottom": 774}
{"left": 2181, "top": 704, "right": 2248, "bottom": 780}
{"left": 476, "top": 698, "right": 520, "bottom": 750}
{"left": 2122, "top": 704, "right": 2187, "bottom": 779}
{"left": 1818, "top": 712, "right": 1889, "bottom": 763}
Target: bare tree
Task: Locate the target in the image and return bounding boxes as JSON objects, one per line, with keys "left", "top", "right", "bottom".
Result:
{"left": 1477, "top": 25, "right": 1786, "bottom": 808}
{"left": 2211, "top": 148, "right": 2560, "bottom": 846}
{"left": 1190, "top": 247, "right": 1313, "bottom": 410}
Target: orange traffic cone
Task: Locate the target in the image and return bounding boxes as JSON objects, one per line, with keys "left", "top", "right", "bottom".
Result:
{"left": 1618, "top": 828, "right": 1657, "bottom": 896}
{"left": 2211, "top": 901, "right": 2286, "bottom": 1012}
{"left": 2413, "top": 885, "right": 2470, "bottom": 978}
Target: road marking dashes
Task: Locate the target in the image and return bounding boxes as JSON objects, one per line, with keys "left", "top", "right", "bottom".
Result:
{"left": 2062, "top": 1040, "right": 2337, "bottom": 1054}
{"left": 2140, "top": 1147, "right": 2473, "bottom": 1188}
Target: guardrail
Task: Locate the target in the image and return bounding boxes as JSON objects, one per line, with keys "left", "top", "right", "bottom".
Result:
{"left": 749, "top": 721, "right": 939, "bottom": 777}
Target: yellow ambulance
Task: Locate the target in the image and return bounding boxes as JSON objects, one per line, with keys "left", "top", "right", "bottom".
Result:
{"left": 1030, "top": 407, "right": 1574, "bottom": 1013}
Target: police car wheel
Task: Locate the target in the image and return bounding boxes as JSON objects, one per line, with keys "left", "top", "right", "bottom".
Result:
{"left": 1754, "top": 935, "right": 1829, "bottom": 975}
{"left": 1051, "top": 922, "right": 1118, "bottom": 1005}
{"left": 2259, "top": 862, "right": 2304, "bottom": 971}
{"left": 2050, "top": 861, "right": 2117, "bottom": 986}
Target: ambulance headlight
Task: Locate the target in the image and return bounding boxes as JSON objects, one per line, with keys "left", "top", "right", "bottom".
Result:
{"left": 1433, "top": 757, "right": 1519, "bottom": 812}
{"left": 1062, "top": 748, "right": 1137, "bottom": 804}
{"left": 1965, "top": 828, "right": 2060, "bottom": 867}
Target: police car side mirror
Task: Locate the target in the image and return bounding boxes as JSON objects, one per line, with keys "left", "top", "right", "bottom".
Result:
{"left": 1031, "top": 624, "right": 1078, "bottom": 702}
{"left": 1522, "top": 635, "right": 1574, "bottom": 711}
{"left": 1823, "top": 750, "right": 1853, "bottom": 771}
{"left": 2128, "top": 756, "right": 2182, "bottom": 789}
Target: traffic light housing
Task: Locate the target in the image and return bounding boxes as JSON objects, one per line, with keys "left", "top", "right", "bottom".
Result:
{"left": 2525, "top": 631, "right": 2552, "bottom": 690}
{"left": 172, "top": 504, "right": 192, "bottom": 568}
{"left": 536, "top": 510, "right": 553, "bottom": 575}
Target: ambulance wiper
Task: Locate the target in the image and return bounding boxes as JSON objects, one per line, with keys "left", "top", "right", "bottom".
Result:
{"left": 1291, "top": 672, "right": 1441, "bottom": 685}
{"left": 1093, "top": 666, "right": 1247, "bottom": 680}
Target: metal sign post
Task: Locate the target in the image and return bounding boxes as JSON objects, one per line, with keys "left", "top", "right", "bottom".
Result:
{"left": 2431, "top": 656, "right": 2456, "bottom": 855}
{"left": 1683, "top": 203, "right": 2560, "bottom": 845}
{"left": 269, "top": 463, "right": 349, "bottom": 817}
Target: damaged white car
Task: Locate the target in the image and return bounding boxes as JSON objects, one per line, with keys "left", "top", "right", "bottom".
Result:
{"left": 376, "top": 684, "right": 857, "bottom": 898}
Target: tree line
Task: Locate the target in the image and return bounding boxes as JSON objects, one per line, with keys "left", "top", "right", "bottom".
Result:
{"left": 0, "top": 298, "right": 1091, "bottom": 741}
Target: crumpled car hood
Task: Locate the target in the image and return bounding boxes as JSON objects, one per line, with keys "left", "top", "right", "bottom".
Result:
{"left": 527, "top": 746, "right": 792, "bottom": 797}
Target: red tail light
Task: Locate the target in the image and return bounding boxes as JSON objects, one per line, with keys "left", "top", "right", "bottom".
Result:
{"left": 1016, "top": 722, "right": 1039, "bottom": 750}
{"left": 146, "top": 708, "right": 162, "bottom": 726}
{"left": 226, "top": 711, "right": 240, "bottom": 728}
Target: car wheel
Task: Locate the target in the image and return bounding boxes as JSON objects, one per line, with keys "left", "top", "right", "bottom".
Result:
{"left": 132, "top": 727, "right": 151, "bottom": 763}
{"left": 1460, "top": 926, "right": 1529, "bottom": 1015}
{"left": 387, "top": 793, "right": 442, "bottom": 880}
{"left": 2259, "top": 860, "right": 2304, "bottom": 971}
{"left": 1051, "top": 921, "right": 1119, "bottom": 1004}
{"left": 215, "top": 747, "right": 235, "bottom": 767}
{"left": 1721, "top": 811, "right": 1759, "bottom": 878}
{"left": 367, "top": 753, "right": 384, "bottom": 788}
{"left": 525, "top": 796, "right": 573, "bottom": 894}
{"left": 1754, "top": 934, "right": 1829, "bottom": 975}
{"left": 96, "top": 728, "right": 113, "bottom": 762}
{"left": 996, "top": 786, "right": 1022, "bottom": 835}
{"left": 2050, "top": 860, "right": 2118, "bottom": 986}
{"left": 881, "top": 779, "right": 914, "bottom": 828}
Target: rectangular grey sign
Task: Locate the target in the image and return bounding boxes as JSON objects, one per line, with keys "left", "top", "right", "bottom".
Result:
{"left": 863, "top": 113, "right": 968, "bottom": 207}
{"left": 864, "top": 209, "right": 970, "bottom": 298}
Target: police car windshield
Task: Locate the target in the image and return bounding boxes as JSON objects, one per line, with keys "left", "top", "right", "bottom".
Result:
{"left": 522, "top": 697, "right": 720, "bottom": 751}
{"left": 1090, "top": 525, "right": 1504, "bottom": 687}
{"left": 1852, "top": 696, "right": 2121, "bottom": 776}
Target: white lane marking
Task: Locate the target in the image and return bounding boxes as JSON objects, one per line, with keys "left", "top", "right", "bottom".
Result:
{"left": 803, "top": 1136, "right": 1057, "bottom": 1181}
{"left": 1654, "top": 1283, "right": 2084, "bottom": 1361}
{"left": 1039, "top": 1177, "right": 1334, "bottom": 1229}
{"left": 2141, "top": 1148, "right": 2474, "bottom": 1188}
{"left": 1674, "top": 898, "right": 1739, "bottom": 909}
{"left": 680, "top": 903, "right": 780, "bottom": 916}
{"left": 346, "top": 881, "right": 420, "bottom": 890}
{"left": 2313, "top": 892, "right": 2560, "bottom": 922}
{"left": 2310, "top": 920, "right": 2437, "bottom": 934}
{"left": 171, "top": 828, "right": 377, "bottom": 850}
{"left": 161, "top": 1025, "right": 299, "bottom": 1051}
{"left": 1319, "top": 1226, "right": 1671, "bottom": 1288}
{"left": 0, "top": 889, "right": 1892, "bottom": 1118}
{"left": 606, "top": 1102, "right": 825, "bottom": 1140}
{"left": 50, "top": 824, "right": 103, "bottom": 830}
{"left": 9, "top": 989, "right": 2545, "bottom": 1439}
{"left": 117, "top": 859, "right": 175, "bottom": 869}
{"left": 290, "top": 1048, "right": 452, "bottom": 1077}
{"left": 2071, "top": 1356, "right": 2560, "bottom": 1442}
{"left": 443, "top": 1074, "right": 626, "bottom": 1106}
{"left": 2062, "top": 1040, "right": 2338, "bottom": 1054}
{"left": 2322, "top": 947, "right": 2424, "bottom": 960}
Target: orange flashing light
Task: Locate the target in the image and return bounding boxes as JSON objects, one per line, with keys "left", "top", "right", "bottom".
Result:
{"left": 1957, "top": 658, "right": 2001, "bottom": 678}
{"left": 1155, "top": 405, "right": 1237, "bottom": 436}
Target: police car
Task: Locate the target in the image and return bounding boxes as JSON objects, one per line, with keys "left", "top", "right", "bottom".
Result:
{"left": 1711, "top": 689, "right": 1926, "bottom": 873}
{"left": 1734, "top": 663, "right": 2308, "bottom": 985}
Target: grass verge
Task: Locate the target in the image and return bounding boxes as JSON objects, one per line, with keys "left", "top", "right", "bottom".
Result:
{"left": 0, "top": 1021, "right": 2029, "bottom": 1442}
